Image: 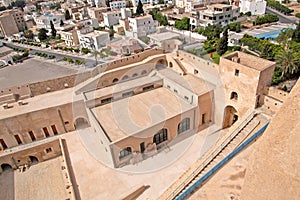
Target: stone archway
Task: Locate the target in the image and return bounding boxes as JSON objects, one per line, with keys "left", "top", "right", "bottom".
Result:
{"left": 29, "top": 156, "right": 39, "bottom": 165}
{"left": 74, "top": 117, "right": 89, "bottom": 129}
{"left": 223, "top": 106, "right": 238, "bottom": 128}
{"left": 1, "top": 163, "right": 12, "bottom": 172}
{"left": 155, "top": 59, "right": 167, "bottom": 68}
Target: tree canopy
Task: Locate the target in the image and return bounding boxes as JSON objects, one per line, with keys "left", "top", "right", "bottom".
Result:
{"left": 24, "top": 30, "right": 34, "bottom": 40}
{"left": 149, "top": 8, "right": 168, "bottom": 26}
{"left": 217, "top": 28, "right": 228, "bottom": 55}
{"left": 292, "top": 23, "right": 300, "bottom": 43}
{"left": 38, "top": 28, "right": 48, "bottom": 41}
{"left": 136, "top": 0, "right": 144, "bottom": 15}
{"left": 50, "top": 21, "right": 57, "bottom": 38}
{"left": 175, "top": 17, "right": 189, "bottom": 30}
{"left": 65, "top": 9, "right": 71, "bottom": 20}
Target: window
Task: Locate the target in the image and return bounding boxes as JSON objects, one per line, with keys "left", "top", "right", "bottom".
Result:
{"left": 0, "top": 138, "right": 8, "bottom": 149}
{"left": 194, "top": 69, "right": 198, "bottom": 74}
{"left": 14, "top": 135, "right": 22, "bottom": 144}
{"left": 202, "top": 113, "right": 206, "bottom": 124}
{"left": 112, "top": 78, "right": 119, "bottom": 83}
{"left": 143, "top": 85, "right": 154, "bottom": 92}
{"left": 178, "top": 118, "right": 190, "bottom": 134}
{"left": 174, "top": 89, "right": 178, "bottom": 93}
{"left": 153, "top": 129, "right": 168, "bottom": 145}
{"left": 45, "top": 148, "right": 52, "bottom": 153}
{"left": 184, "top": 96, "right": 189, "bottom": 100}
{"left": 119, "top": 147, "right": 132, "bottom": 160}
{"left": 235, "top": 69, "right": 239, "bottom": 76}
{"left": 28, "top": 131, "right": 36, "bottom": 141}
{"left": 101, "top": 97, "right": 113, "bottom": 104}
{"left": 230, "top": 92, "right": 238, "bottom": 100}
{"left": 122, "top": 91, "right": 134, "bottom": 97}
{"left": 141, "top": 70, "right": 147, "bottom": 75}
{"left": 51, "top": 125, "right": 58, "bottom": 135}
{"left": 132, "top": 73, "right": 138, "bottom": 77}
{"left": 43, "top": 127, "right": 50, "bottom": 137}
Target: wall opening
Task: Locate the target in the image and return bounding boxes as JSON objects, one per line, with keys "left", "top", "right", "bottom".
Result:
{"left": 43, "top": 127, "right": 50, "bottom": 137}
{"left": 112, "top": 78, "right": 119, "bottom": 83}
{"left": 223, "top": 105, "right": 238, "bottom": 128}
{"left": 230, "top": 92, "right": 238, "bottom": 100}
{"left": 29, "top": 156, "right": 39, "bottom": 165}
{"left": 74, "top": 117, "right": 89, "bottom": 129}
{"left": 14, "top": 135, "right": 22, "bottom": 145}
{"left": 28, "top": 131, "right": 36, "bottom": 141}
{"left": 178, "top": 118, "right": 190, "bottom": 134}
{"left": 51, "top": 125, "right": 58, "bottom": 135}
{"left": 153, "top": 128, "right": 168, "bottom": 145}
{"left": 0, "top": 139, "right": 8, "bottom": 149}
{"left": 1, "top": 163, "right": 12, "bottom": 172}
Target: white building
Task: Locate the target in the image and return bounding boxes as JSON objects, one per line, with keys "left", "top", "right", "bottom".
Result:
{"left": 238, "top": 0, "right": 266, "bottom": 15}
{"left": 126, "top": 15, "right": 159, "bottom": 38}
{"left": 34, "top": 13, "right": 65, "bottom": 29}
{"left": 87, "top": 0, "right": 107, "bottom": 7}
{"left": 103, "top": 9, "right": 131, "bottom": 27}
{"left": 175, "top": 0, "right": 224, "bottom": 12}
{"left": 109, "top": 1, "right": 127, "bottom": 10}
{"left": 78, "top": 18, "right": 99, "bottom": 29}
{"left": 191, "top": 4, "right": 240, "bottom": 28}
{"left": 78, "top": 27, "right": 110, "bottom": 50}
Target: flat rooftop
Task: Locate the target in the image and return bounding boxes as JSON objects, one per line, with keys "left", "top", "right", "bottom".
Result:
{"left": 158, "top": 68, "right": 215, "bottom": 96}
{"left": 91, "top": 87, "right": 195, "bottom": 142}
{"left": 0, "top": 157, "right": 69, "bottom": 200}
{"left": 223, "top": 51, "right": 275, "bottom": 71}
{"left": 84, "top": 75, "right": 162, "bottom": 100}
{"left": 0, "top": 87, "right": 75, "bottom": 120}
{"left": 0, "top": 58, "right": 78, "bottom": 88}
{"left": 148, "top": 31, "right": 181, "bottom": 42}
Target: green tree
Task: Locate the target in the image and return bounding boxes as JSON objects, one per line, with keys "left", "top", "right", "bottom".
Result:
{"left": 38, "top": 28, "right": 48, "bottom": 41}
{"left": 277, "top": 28, "right": 294, "bottom": 45}
{"left": 260, "top": 43, "right": 276, "bottom": 61}
{"left": 24, "top": 30, "right": 34, "bottom": 40}
{"left": 136, "top": 0, "right": 144, "bottom": 15}
{"left": 50, "top": 20, "right": 57, "bottom": 38}
{"left": 149, "top": 8, "right": 168, "bottom": 26}
{"left": 275, "top": 48, "right": 300, "bottom": 78}
{"left": 292, "top": 23, "right": 300, "bottom": 43}
{"left": 65, "top": 9, "right": 71, "bottom": 20}
{"left": 10, "top": 0, "right": 26, "bottom": 8}
{"left": 217, "top": 28, "right": 228, "bottom": 55}
{"left": 175, "top": 17, "right": 190, "bottom": 30}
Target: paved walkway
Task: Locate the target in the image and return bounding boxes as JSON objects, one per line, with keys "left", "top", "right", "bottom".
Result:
{"left": 0, "top": 157, "right": 69, "bottom": 200}
{"left": 62, "top": 124, "right": 223, "bottom": 200}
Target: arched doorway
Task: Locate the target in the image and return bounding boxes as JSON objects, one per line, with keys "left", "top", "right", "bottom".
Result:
{"left": 74, "top": 117, "right": 89, "bottom": 129}
{"left": 223, "top": 106, "right": 238, "bottom": 128}
{"left": 169, "top": 62, "right": 173, "bottom": 68}
{"left": 112, "top": 78, "right": 119, "bottom": 83}
{"left": 1, "top": 163, "right": 12, "bottom": 172}
{"left": 155, "top": 59, "right": 167, "bottom": 68}
{"left": 153, "top": 128, "right": 168, "bottom": 145}
{"left": 29, "top": 156, "right": 39, "bottom": 165}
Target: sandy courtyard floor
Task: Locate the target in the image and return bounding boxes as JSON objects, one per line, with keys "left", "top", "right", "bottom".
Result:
{"left": 0, "top": 157, "right": 69, "bottom": 200}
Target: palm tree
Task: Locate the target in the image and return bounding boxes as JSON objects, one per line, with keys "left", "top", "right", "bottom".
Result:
{"left": 275, "top": 48, "right": 300, "bottom": 78}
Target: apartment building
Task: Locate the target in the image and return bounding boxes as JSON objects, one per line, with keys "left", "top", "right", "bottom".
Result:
{"left": 0, "top": 8, "right": 26, "bottom": 37}
{"left": 126, "top": 15, "right": 159, "bottom": 38}
{"left": 87, "top": 7, "right": 108, "bottom": 23}
{"left": 238, "top": 0, "right": 266, "bottom": 15}
{"left": 190, "top": 4, "right": 240, "bottom": 28}
{"left": 77, "top": 27, "right": 110, "bottom": 50}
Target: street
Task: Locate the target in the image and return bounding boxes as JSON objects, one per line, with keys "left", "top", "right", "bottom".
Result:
{"left": 3, "top": 41, "right": 104, "bottom": 68}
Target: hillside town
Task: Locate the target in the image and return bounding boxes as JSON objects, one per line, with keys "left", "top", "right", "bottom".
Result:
{"left": 0, "top": 0, "right": 299, "bottom": 199}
